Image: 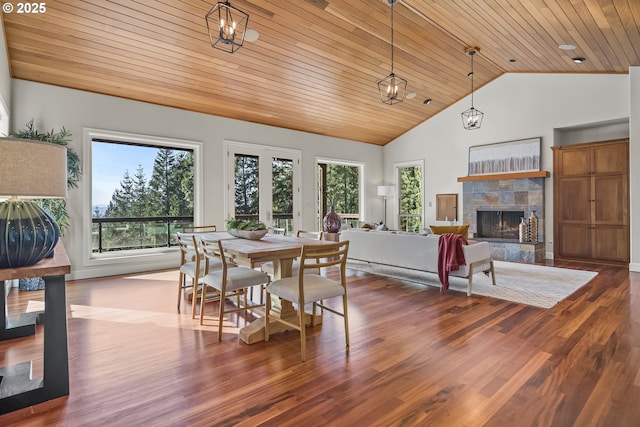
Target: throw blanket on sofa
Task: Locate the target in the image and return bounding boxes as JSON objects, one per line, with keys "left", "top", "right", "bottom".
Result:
{"left": 437, "top": 233, "right": 468, "bottom": 292}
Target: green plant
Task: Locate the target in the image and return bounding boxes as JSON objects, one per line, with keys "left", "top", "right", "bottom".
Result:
{"left": 11, "top": 119, "right": 82, "bottom": 234}
{"left": 226, "top": 219, "right": 266, "bottom": 231}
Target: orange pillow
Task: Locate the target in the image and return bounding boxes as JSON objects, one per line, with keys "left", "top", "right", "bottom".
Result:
{"left": 429, "top": 224, "right": 469, "bottom": 237}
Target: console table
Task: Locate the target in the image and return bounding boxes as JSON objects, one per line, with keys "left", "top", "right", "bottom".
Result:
{"left": 0, "top": 242, "right": 71, "bottom": 414}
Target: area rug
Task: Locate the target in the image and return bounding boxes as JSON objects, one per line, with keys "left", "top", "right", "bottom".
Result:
{"left": 347, "top": 260, "right": 598, "bottom": 309}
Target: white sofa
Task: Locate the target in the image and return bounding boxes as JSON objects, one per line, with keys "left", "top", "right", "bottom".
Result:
{"left": 340, "top": 229, "right": 495, "bottom": 295}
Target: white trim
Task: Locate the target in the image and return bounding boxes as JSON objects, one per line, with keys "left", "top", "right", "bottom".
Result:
{"left": 81, "top": 128, "right": 203, "bottom": 271}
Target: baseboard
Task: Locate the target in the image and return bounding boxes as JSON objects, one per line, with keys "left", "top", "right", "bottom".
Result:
{"left": 629, "top": 262, "right": 640, "bottom": 272}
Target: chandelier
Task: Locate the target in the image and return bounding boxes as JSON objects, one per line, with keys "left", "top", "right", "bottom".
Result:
{"left": 461, "top": 48, "right": 484, "bottom": 130}
{"left": 377, "top": 0, "right": 407, "bottom": 105}
{"left": 205, "top": 1, "right": 249, "bottom": 54}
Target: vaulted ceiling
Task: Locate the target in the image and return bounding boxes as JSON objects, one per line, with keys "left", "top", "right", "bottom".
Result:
{"left": 2, "top": 1, "right": 639, "bottom": 145}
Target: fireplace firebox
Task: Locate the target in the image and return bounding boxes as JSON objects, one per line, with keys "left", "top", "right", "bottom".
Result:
{"left": 476, "top": 210, "right": 524, "bottom": 240}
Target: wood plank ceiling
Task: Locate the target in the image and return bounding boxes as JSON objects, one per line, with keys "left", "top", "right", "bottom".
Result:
{"left": 2, "top": 0, "right": 639, "bottom": 145}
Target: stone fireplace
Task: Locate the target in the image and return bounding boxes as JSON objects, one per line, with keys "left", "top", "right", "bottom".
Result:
{"left": 462, "top": 176, "right": 545, "bottom": 263}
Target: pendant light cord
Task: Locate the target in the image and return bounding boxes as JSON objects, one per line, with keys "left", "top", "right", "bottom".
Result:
{"left": 390, "top": 2, "right": 395, "bottom": 74}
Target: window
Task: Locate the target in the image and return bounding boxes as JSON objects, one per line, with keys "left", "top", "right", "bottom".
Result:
{"left": 317, "top": 160, "right": 363, "bottom": 229}
{"left": 226, "top": 142, "right": 300, "bottom": 234}
{"left": 83, "top": 129, "right": 203, "bottom": 263}
{"left": 397, "top": 161, "right": 424, "bottom": 232}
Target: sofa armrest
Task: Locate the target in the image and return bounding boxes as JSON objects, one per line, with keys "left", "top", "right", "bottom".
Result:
{"left": 451, "top": 241, "right": 492, "bottom": 278}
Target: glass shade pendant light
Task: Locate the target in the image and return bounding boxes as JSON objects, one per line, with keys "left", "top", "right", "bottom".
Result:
{"left": 461, "top": 48, "right": 484, "bottom": 130}
{"left": 377, "top": 0, "right": 407, "bottom": 105}
{"left": 205, "top": 1, "right": 249, "bottom": 54}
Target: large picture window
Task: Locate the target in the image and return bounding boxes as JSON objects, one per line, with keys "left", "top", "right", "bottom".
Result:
{"left": 83, "top": 129, "right": 202, "bottom": 262}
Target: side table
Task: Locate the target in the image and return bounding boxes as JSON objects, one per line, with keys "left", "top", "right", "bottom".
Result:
{"left": 0, "top": 241, "right": 71, "bottom": 414}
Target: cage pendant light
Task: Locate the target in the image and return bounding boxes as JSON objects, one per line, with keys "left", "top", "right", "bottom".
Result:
{"left": 205, "top": 1, "right": 249, "bottom": 54}
{"left": 377, "top": 0, "right": 407, "bottom": 105}
{"left": 461, "top": 48, "right": 484, "bottom": 130}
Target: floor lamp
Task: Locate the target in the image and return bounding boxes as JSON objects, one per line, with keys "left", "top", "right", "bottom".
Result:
{"left": 377, "top": 185, "right": 394, "bottom": 227}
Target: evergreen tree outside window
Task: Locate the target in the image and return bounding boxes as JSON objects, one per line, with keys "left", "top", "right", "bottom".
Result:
{"left": 317, "top": 161, "right": 362, "bottom": 229}
{"left": 92, "top": 140, "right": 194, "bottom": 252}
{"left": 398, "top": 163, "right": 423, "bottom": 232}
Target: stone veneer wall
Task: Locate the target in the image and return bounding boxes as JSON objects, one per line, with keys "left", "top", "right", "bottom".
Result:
{"left": 462, "top": 177, "right": 545, "bottom": 263}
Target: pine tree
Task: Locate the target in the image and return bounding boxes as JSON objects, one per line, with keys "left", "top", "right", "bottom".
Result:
{"left": 148, "top": 149, "right": 177, "bottom": 216}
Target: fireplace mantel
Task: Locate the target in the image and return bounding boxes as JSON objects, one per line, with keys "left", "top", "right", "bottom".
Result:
{"left": 457, "top": 171, "right": 549, "bottom": 182}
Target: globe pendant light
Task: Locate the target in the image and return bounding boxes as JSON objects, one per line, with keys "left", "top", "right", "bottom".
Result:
{"left": 377, "top": 0, "right": 407, "bottom": 105}
{"left": 461, "top": 48, "right": 484, "bottom": 130}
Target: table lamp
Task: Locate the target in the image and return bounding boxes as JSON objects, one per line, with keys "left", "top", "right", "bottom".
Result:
{"left": 0, "top": 137, "right": 67, "bottom": 268}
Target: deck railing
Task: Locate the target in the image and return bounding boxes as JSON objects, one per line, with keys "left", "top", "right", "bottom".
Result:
{"left": 91, "top": 216, "right": 193, "bottom": 253}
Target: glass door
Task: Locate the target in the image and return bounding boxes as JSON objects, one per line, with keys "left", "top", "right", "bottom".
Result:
{"left": 226, "top": 142, "right": 301, "bottom": 234}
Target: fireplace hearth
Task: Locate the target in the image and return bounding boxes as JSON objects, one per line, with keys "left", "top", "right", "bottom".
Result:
{"left": 476, "top": 210, "right": 524, "bottom": 240}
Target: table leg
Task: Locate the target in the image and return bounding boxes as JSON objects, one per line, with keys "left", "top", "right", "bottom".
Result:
{"left": 238, "top": 257, "right": 322, "bottom": 344}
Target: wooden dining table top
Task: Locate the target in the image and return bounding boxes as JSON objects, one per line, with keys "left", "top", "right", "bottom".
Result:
{"left": 187, "top": 232, "right": 333, "bottom": 266}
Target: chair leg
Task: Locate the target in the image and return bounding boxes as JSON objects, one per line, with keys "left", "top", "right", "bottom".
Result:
{"left": 342, "top": 294, "right": 350, "bottom": 347}
{"left": 218, "top": 290, "right": 225, "bottom": 342}
{"left": 264, "top": 292, "right": 271, "bottom": 342}
{"left": 490, "top": 260, "right": 496, "bottom": 285}
{"left": 199, "top": 284, "right": 206, "bottom": 325}
{"left": 177, "top": 272, "right": 184, "bottom": 310}
{"left": 467, "top": 264, "right": 475, "bottom": 296}
{"left": 191, "top": 280, "right": 200, "bottom": 319}
{"left": 299, "top": 302, "right": 306, "bottom": 362}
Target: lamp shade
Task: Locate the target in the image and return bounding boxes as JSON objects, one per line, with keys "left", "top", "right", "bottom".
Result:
{"left": 377, "top": 185, "right": 395, "bottom": 197}
{"left": 0, "top": 138, "right": 67, "bottom": 268}
{"left": 0, "top": 138, "right": 67, "bottom": 199}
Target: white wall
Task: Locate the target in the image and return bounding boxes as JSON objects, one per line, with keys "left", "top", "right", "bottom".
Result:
{"left": 0, "top": 18, "right": 11, "bottom": 135}
{"left": 384, "top": 73, "right": 634, "bottom": 267}
{"left": 10, "top": 80, "right": 383, "bottom": 279}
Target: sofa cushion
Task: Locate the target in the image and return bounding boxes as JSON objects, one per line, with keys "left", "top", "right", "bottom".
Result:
{"left": 429, "top": 224, "right": 469, "bottom": 237}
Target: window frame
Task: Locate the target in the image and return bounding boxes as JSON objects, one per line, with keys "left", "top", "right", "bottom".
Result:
{"left": 315, "top": 157, "right": 364, "bottom": 230}
{"left": 81, "top": 128, "right": 203, "bottom": 269}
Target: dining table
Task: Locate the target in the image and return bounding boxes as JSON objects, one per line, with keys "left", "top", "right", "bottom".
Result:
{"left": 183, "top": 231, "right": 335, "bottom": 344}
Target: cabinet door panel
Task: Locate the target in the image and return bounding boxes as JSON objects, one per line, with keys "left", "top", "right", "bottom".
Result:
{"left": 559, "top": 149, "right": 590, "bottom": 176}
{"left": 559, "top": 224, "right": 592, "bottom": 259}
{"left": 593, "top": 225, "right": 629, "bottom": 262}
{"left": 593, "top": 142, "right": 628, "bottom": 174}
{"left": 558, "top": 178, "right": 590, "bottom": 222}
{"left": 594, "top": 175, "right": 628, "bottom": 224}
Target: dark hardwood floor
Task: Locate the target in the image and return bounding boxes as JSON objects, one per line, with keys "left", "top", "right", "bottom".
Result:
{"left": 0, "top": 260, "right": 638, "bottom": 426}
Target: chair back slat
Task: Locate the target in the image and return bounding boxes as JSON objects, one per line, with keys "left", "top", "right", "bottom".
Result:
{"left": 298, "top": 240, "right": 349, "bottom": 274}
{"left": 296, "top": 230, "right": 323, "bottom": 240}
{"left": 182, "top": 225, "right": 217, "bottom": 233}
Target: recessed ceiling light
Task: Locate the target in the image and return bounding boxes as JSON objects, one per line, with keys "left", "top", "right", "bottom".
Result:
{"left": 559, "top": 44, "right": 577, "bottom": 50}
{"left": 406, "top": 92, "right": 417, "bottom": 99}
{"left": 245, "top": 28, "right": 259, "bottom": 42}
{"left": 572, "top": 57, "right": 586, "bottom": 63}
{"left": 423, "top": 98, "right": 432, "bottom": 105}
{"left": 508, "top": 59, "right": 516, "bottom": 63}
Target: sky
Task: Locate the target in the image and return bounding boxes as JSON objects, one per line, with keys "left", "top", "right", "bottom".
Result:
{"left": 92, "top": 142, "right": 157, "bottom": 206}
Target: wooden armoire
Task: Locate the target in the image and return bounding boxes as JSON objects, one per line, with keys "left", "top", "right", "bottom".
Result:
{"left": 552, "top": 139, "right": 629, "bottom": 265}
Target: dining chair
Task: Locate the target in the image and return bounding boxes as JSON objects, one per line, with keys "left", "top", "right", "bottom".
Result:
{"left": 265, "top": 240, "right": 350, "bottom": 362}
{"left": 261, "top": 230, "right": 324, "bottom": 277}
{"left": 182, "top": 224, "right": 217, "bottom": 233}
{"left": 175, "top": 233, "right": 222, "bottom": 318}
{"left": 200, "top": 238, "right": 271, "bottom": 340}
